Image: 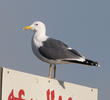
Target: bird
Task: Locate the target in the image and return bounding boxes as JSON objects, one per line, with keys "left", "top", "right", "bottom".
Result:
{"left": 24, "top": 21, "right": 100, "bottom": 79}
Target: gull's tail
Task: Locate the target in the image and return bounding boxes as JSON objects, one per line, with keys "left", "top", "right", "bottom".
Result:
{"left": 64, "top": 59, "right": 100, "bottom": 67}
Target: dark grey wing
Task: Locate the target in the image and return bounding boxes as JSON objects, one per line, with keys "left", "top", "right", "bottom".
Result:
{"left": 68, "top": 48, "right": 83, "bottom": 57}
{"left": 39, "top": 38, "right": 84, "bottom": 60}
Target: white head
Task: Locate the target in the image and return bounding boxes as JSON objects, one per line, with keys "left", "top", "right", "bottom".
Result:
{"left": 24, "top": 21, "right": 48, "bottom": 47}
{"left": 24, "top": 21, "right": 46, "bottom": 35}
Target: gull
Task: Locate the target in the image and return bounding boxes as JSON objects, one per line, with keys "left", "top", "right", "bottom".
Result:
{"left": 24, "top": 21, "right": 100, "bottom": 79}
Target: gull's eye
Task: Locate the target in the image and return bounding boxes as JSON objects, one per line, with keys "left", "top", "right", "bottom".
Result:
{"left": 35, "top": 24, "right": 38, "bottom": 26}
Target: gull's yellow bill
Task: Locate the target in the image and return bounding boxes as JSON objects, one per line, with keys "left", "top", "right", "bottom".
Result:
{"left": 24, "top": 26, "right": 32, "bottom": 30}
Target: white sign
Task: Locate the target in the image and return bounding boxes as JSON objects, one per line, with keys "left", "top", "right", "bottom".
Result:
{"left": 1, "top": 67, "right": 98, "bottom": 100}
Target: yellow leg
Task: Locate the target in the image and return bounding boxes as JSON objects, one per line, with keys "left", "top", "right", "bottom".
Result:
{"left": 53, "top": 64, "right": 56, "bottom": 79}
{"left": 48, "top": 64, "right": 52, "bottom": 78}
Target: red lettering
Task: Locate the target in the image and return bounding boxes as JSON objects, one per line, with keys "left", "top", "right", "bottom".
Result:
{"left": 47, "top": 89, "right": 50, "bottom": 100}
{"left": 51, "top": 90, "right": 55, "bottom": 100}
{"left": 8, "top": 89, "right": 72, "bottom": 100}
{"left": 47, "top": 89, "right": 55, "bottom": 100}
{"left": 59, "top": 96, "right": 62, "bottom": 100}
{"left": 46, "top": 89, "right": 72, "bottom": 100}
{"left": 8, "top": 89, "right": 25, "bottom": 100}
{"left": 19, "top": 89, "right": 25, "bottom": 99}
{"left": 8, "top": 89, "right": 14, "bottom": 100}
{"left": 68, "top": 97, "right": 72, "bottom": 100}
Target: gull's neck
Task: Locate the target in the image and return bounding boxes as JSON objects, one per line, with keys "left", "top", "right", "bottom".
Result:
{"left": 33, "top": 30, "right": 48, "bottom": 47}
{"left": 34, "top": 29, "right": 48, "bottom": 40}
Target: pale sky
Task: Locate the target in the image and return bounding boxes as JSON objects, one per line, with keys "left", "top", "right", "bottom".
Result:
{"left": 0, "top": 0, "right": 109, "bottom": 100}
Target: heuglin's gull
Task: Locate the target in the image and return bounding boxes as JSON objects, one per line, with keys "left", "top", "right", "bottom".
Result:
{"left": 24, "top": 21, "right": 100, "bottom": 79}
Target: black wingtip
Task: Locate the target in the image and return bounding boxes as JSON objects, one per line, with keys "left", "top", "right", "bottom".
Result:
{"left": 96, "top": 63, "right": 100, "bottom": 67}
{"left": 85, "top": 59, "right": 100, "bottom": 67}
{"left": 63, "top": 59, "right": 100, "bottom": 67}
